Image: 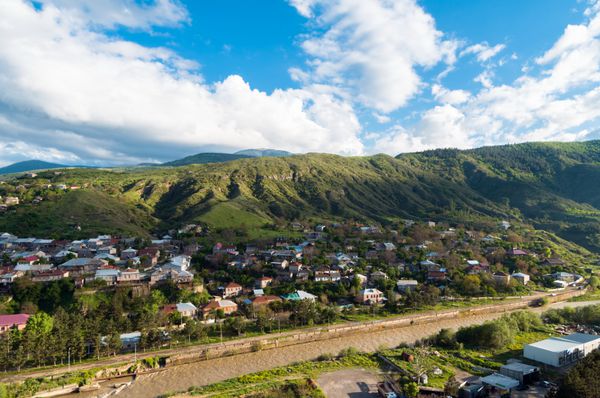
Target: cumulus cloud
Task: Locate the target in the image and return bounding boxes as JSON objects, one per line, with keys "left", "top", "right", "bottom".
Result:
{"left": 39, "top": 0, "right": 190, "bottom": 30}
{"left": 431, "top": 84, "right": 471, "bottom": 105}
{"left": 460, "top": 42, "right": 506, "bottom": 63}
{"left": 373, "top": 105, "right": 471, "bottom": 154}
{"left": 0, "top": 0, "right": 364, "bottom": 165}
{"left": 374, "top": 5, "right": 600, "bottom": 155}
{"left": 289, "top": 0, "right": 458, "bottom": 113}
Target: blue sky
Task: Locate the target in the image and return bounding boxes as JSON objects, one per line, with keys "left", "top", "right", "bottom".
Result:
{"left": 0, "top": 0, "right": 600, "bottom": 165}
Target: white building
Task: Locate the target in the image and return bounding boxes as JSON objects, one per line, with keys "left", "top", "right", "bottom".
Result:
{"left": 512, "top": 272, "right": 530, "bottom": 285}
{"left": 524, "top": 333, "right": 600, "bottom": 367}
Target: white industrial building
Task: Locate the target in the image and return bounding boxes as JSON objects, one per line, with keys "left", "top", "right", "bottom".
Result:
{"left": 524, "top": 333, "right": 600, "bottom": 367}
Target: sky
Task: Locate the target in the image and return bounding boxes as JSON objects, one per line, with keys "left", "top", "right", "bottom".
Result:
{"left": 1, "top": 0, "right": 600, "bottom": 166}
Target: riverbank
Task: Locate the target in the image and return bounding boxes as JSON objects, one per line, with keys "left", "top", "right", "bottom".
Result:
{"left": 119, "top": 297, "right": 597, "bottom": 398}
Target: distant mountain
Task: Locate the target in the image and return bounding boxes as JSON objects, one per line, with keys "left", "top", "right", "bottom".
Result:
{"left": 162, "top": 149, "right": 292, "bottom": 167}
{"left": 0, "top": 160, "right": 67, "bottom": 175}
{"left": 162, "top": 153, "right": 252, "bottom": 167}
{"left": 234, "top": 149, "right": 293, "bottom": 157}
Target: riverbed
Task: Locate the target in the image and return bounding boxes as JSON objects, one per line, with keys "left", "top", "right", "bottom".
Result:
{"left": 118, "top": 300, "right": 600, "bottom": 398}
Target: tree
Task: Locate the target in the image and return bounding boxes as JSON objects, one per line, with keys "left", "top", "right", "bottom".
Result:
{"left": 557, "top": 350, "right": 600, "bottom": 397}
{"left": 403, "top": 382, "right": 419, "bottom": 398}
{"left": 24, "top": 312, "right": 54, "bottom": 365}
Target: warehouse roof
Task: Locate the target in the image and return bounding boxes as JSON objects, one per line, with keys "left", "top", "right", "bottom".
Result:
{"left": 526, "top": 337, "right": 582, "bottom": 352}
{"left": 563, "top": 333, "right": 600, "bottom": 344}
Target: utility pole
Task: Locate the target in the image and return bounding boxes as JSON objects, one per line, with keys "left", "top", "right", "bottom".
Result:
{"left": 134, "top": 343, "right": 137, "bottom": 363}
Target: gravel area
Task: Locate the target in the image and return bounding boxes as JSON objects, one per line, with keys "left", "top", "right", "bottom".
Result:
{"left": 317, "top": 369, "right": 380, "bottom": 398}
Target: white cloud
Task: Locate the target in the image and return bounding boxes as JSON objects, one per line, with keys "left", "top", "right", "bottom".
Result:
{"left": 39, "top": 0, "right": 190, "bottom": 30}
{"left": 0, "top": 0, "right": 364, "bottom": 165}
{"left": 373, "top": 105, "right": 471, "bottom": 154}
{"left": 289, "top": 0, "right": 458, "bottom": 113}
{"left": 372, "top": 113, "right": 391, "bottom": 124}
{"left": 431, "top": 84, "right": 471, "bottom": 105}
{"left": 474, "top": 70, "right": 494, "bottom": 88}
{"left": 460, "top": 42, "right": 506, "bottom": 63}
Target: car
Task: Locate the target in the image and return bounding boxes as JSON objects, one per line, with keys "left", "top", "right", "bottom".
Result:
{"left": 540, "top": 381, "right": 556, "bottom": 388}
{"left": 516, "top": 385, "right": 530, "bottom": 391}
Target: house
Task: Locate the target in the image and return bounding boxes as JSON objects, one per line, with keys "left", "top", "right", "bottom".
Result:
{"left": 356, "top": 288, "right": 384, "bottom": 305}
{"left": 396, "top": 279, "right": 419, "bottom": 293}
{"left": 202, "top": 299, "right": 238, "bottom": 317}
{"left": 223, "top": 282, "right": 242, "bottom": 298}
{"left": 371, "top": 270, "right": 388, "bottom": 281}
{"left": 314, "top": 267, "right": 341, "bottom": 283}
{"left": 543, "top": 258, "right": 565, "bottom": 266}
{"left": 121, "top": 248, "right": 138, "bottom": 260}
{"left": 255, "top": 276, "right": 273, "bottom": 289}
{"left": 493, "top": 271, "right": 511, "bottom": 286}
{"left": 117, "top": 268, "right": 141, "bottom": 284}
{"left": 427, "top": 270, "right": 447, "bottom": 282}
{"left": 512, "top": 272, "right": 530, "bottom": 285}
{"left": 281, "top": 290, "right": 317, "bottom": 301}
{"left": 175, "top": 302, "right": 198, "bottom": 318}
{"left": 31, "top": 269, "right": 69, "bottom": 283}
{"left": 0, "top": 314, "right": 30, "bottom": 333}
{"left": 507, "top": 248, "right": 529, "bottom": 257}
{"left": 138, "top": 247, "right": 160, "bottom": 266}
{"left": 251, "top": 295, "right": 281, "bottom": 309}
{"left": 95, "top": 268, "right": 120, "bottom": 285}
{"left": 59, "top": 258, "right": 105, "bottom": 275}
{"left": 547, "top": 272, "right": 583, "bottom": 284}
{"left": 0, "top": 270, "right": 23, "bottom": 285}
{"left": 271, "top": 260, "right": 289, "bottom": 270}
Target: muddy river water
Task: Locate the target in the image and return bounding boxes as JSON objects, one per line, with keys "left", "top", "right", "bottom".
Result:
{"left": 115, "top": 300, "right": 600, "bottom": 398}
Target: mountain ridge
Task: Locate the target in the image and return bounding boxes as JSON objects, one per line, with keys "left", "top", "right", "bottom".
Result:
{"left": 2, "top": 140, "right": 600, "bottom": 250}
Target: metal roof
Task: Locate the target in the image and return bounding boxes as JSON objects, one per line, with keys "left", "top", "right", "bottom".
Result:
{"left": 526, "top": 337, "right": 582, "bottom": 352}
{"left": 481, "top": 373, "right": 520, "bottom": 389}
{"left": 563, "top": 333, "right": 600, "bottom": 344}
{"left": 501, "top": 362, "right": 539, "bottom": 373}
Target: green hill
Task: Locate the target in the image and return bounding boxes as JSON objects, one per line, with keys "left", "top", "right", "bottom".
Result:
{"left": 3, "top": 141, "right": 600, "bottom": 250}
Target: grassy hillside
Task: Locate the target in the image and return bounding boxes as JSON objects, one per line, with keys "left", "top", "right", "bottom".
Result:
{"left": 0, "top": 190, "right": 156, "bottom": 239}
{"left": 2, "top": 141, "right": 600, "bottom": 250}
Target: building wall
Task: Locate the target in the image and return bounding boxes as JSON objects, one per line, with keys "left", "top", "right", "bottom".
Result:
{"left": 523, "top": 345, "right": 563, "bottom": 367}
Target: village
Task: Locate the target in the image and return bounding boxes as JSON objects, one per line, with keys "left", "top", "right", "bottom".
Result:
{"left": 0, "top": 218, "right": 593, "bottom": 355}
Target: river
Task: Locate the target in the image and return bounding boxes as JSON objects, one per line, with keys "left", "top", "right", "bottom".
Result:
{"left": 116, "top": 300, "right": 600, "bottom": 398}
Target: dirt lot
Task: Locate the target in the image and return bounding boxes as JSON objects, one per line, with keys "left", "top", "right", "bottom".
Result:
{"left": 511, "top": 384, "right": 548, "bottom": 398}
{"left": 317, "top": 369, "right": 381, "bottom": 398}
